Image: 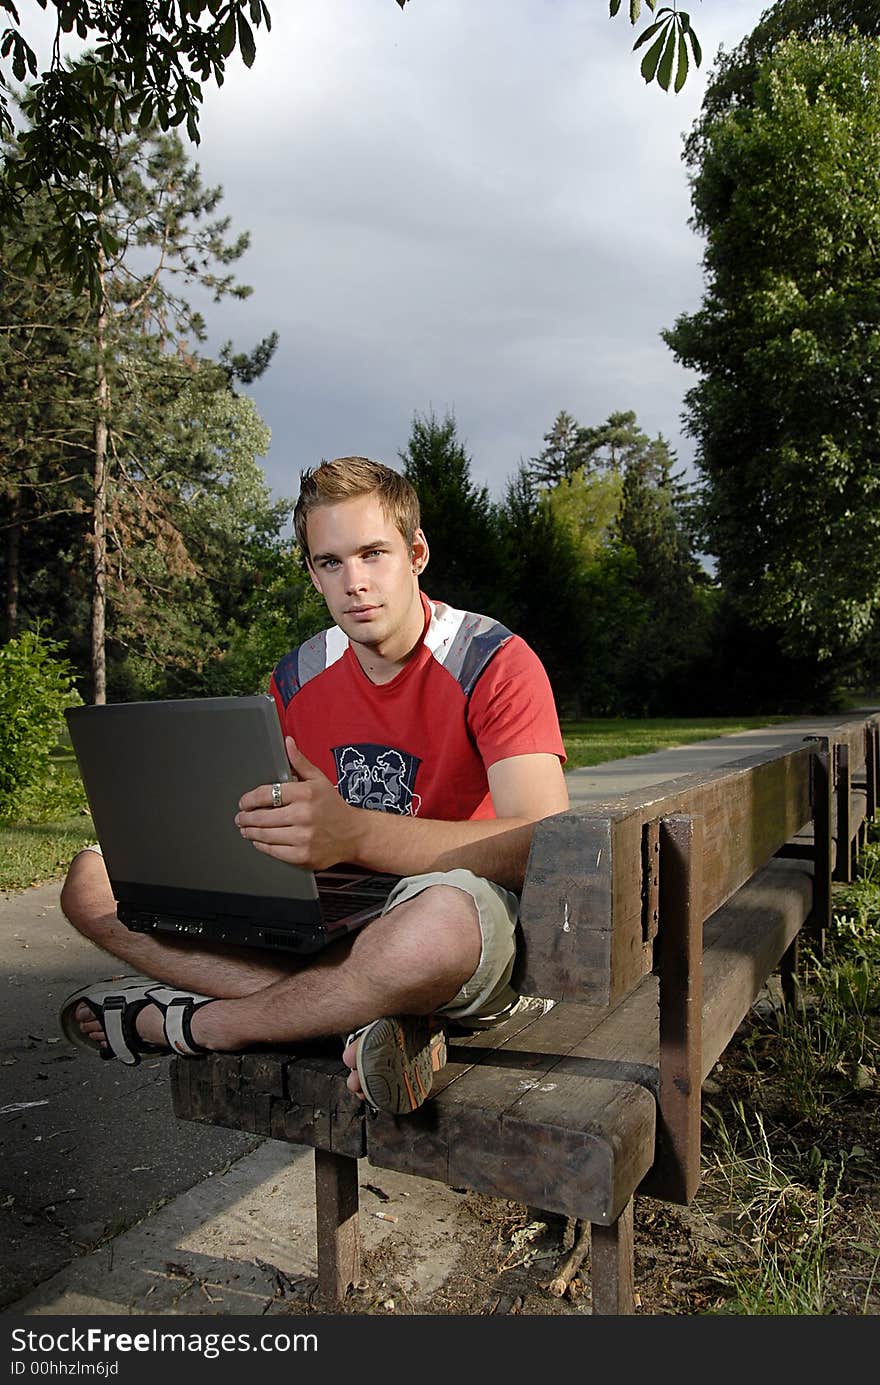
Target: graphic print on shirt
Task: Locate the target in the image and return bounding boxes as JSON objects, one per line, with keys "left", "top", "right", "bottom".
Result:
{"left": 333, "top": 743, "right": 423, "bottom": 816}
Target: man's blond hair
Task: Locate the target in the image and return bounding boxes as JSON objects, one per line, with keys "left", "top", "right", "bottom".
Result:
{"left": 294, "top": 457, "right": 421, "bottom": 559}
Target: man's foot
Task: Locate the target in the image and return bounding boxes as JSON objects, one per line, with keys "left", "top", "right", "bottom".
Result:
{"left": 343, "top": 1015, "right": 447, "bottom": 1115}
{"left": 60, "top": 977, "right": 222, "bottom": 1065}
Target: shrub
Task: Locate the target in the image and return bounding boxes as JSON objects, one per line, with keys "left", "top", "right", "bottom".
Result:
{"left": 0, "top": 629, "right": 82, "bottom": 818}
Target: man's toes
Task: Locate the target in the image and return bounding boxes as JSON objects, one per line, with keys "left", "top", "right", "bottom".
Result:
{"left": 74, "top": 1004, "right": 105, "bottom": 1044}
{"left": 345, "top": 1068, "right": 365, "bottom": 1100}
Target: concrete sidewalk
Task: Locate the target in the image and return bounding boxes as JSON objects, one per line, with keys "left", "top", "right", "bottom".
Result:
{"left": 3, "top": 711, "right": 874, "bottom": 1316}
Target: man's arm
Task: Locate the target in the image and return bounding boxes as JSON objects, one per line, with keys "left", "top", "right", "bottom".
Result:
{"left": 236, "top": 740, "right": 569, "bottom": 892}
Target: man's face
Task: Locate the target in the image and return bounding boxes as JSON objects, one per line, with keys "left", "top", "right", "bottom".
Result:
{"left": 305, "top": 494, "right": 428, "bottom": 659}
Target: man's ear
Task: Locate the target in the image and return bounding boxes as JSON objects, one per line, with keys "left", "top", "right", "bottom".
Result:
{"left": 411, "top": 528, "right": 429, "bottom": 577}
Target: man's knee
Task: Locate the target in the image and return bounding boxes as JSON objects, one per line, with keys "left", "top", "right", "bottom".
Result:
{"left": 391, "top": 883, "right": 481, "bottom": 964}
{"left": 60, "top": 849, "right": 113, "bottom": 934}
{"left": 356, "top": 884, "right": 482, "bottom": 1012}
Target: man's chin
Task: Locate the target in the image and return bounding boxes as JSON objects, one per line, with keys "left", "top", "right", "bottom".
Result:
{"left": 341, "top": 616, "right": 385, "bottom": 644}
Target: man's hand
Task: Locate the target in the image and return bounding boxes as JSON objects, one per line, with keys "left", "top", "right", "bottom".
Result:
{"left": 235, "top": 737, "right": 360, "bottom": 870}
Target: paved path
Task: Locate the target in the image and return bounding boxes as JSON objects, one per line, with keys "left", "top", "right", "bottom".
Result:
{"left": 4, "top": 709, "right": 875, "bottom": 1315}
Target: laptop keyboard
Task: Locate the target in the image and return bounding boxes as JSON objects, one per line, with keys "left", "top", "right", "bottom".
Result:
{"left": 315, "top": 871, "right": 399, "bottom": 923}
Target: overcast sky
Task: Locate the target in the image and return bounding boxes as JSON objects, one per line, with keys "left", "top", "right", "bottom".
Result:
{"left": 37, "top": 1, "right": 772, "bottom": 506}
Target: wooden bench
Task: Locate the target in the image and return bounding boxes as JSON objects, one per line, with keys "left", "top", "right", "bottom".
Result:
{"left": 170, "top": 710, "right": 880, "bottom": 1313}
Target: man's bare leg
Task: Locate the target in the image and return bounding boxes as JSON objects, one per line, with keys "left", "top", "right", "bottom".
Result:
{"left": 61, "top": 849, "right": 481, "bottom": 1096}
{"left": 61, "top": 849, "right": 301, "bottom": 998}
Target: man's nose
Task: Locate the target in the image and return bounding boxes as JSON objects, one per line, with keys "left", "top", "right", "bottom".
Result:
{"left": 344, "top": 561, "right": 368, "bottom": 592}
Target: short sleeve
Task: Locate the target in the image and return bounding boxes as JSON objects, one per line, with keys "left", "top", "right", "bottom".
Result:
{"left": 466, "top": 636, "right": 566, "bottom": 769}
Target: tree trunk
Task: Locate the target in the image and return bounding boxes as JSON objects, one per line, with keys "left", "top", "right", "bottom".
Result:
{"left": 4, "top": 487, "right": 21, "bottom": 642}
{"left": 91, "top": 247, "right": 109, "bottom": 705}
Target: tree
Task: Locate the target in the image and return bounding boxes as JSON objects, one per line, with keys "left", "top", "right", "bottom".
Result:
{"left": 529, "top": 410, "right": 592, "bottom": 488}
{"left": 493, "top": 466, "right": 594, "bottom": 717}
{"left": 2, "top": 84, "right": 280, "bottom": 701}
{"left": 664, "top": 33, "right": 880, "bottom": 667}
{"left": 613, "top": 434, "right": 713, "bottom": 712}
{"left": 0, "top": 3, "right": 272, "bottom": 297}
{"left": 399, "top": 409, "right": 501, "bottom": 616}
{"left": 545, "top": 466, "right": 623, "bottom": 566}
{"left": 690, "top": 0, "right": 880, "bottom": 145}
{"left": 0, "top": 186, "right": 87, "bottom": 642}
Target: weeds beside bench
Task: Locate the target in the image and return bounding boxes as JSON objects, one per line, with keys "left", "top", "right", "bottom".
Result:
{"left": 170, "top": 711, "right": 880, "bottom": 1314}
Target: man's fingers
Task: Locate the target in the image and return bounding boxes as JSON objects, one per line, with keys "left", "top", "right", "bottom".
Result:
{"left": 285, "top": 736, "right": 325, "bottom": 781}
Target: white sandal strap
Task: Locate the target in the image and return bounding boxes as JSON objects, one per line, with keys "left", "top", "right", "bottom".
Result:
{"left": 161, "top": 996, "right": 200, "bottom": 1056}
{"left": 102, "top": 996, "right": 138, "bottom": 1065}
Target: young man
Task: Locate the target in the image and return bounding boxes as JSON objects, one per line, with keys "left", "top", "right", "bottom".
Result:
{"left": 60, "top": 458, "right": 570, "bottom": 1114}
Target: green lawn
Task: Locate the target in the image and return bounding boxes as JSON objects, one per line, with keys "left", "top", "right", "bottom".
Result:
{"left": 1, "top": 715, "right": 794, "bottom": 892}
{"left": 0, "top": 751, "right": 95, "bottom": 892}
{"left": 559, "top": 715, "right": 791, "bottom": 771}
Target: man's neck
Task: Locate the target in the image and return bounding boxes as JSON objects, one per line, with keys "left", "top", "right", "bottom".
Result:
{"left": 349, "top": 591, "right": 428, "bottom": 686}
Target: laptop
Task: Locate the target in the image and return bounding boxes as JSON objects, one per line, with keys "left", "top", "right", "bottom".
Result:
{"left": 65, "top": 695, "right": 399, "bottom": 955}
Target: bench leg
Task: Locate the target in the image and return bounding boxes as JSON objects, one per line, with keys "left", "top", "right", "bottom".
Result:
{"left": 314, "top": 1148, "right": 361, "bottom": 1305}
{"left": 868, "top": 723, "right": 879, "bottom": 824}
{"left": 780, "top": 934, "right": 800, "bottom": 1011}
{"left": 809, "top": 747, "right": 832, "bottom": 958}
{"left": 591, "top": 1199, "right": 635, "bottom": 1315}
{"left": 655, "top": 814, "right": 704, "bottom": 1204}
{"left": 833, "top": 744, "right": 853, "bottom": 883}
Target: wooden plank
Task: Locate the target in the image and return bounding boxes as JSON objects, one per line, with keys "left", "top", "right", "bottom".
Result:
{"left": 367, "top": 1065, "right": 655, "bottom": 1226}
{"left": 699, "top": 860, "right": 813, "bottom": 1077}
{"left": 517, "top": 815, "right": 615, "bottom": 1003}
{"left": 293, "top": 1055, "right": 367, "bottom": 1159}
{"left": 520, "top": 743, "right": 814, "bottom": 1006}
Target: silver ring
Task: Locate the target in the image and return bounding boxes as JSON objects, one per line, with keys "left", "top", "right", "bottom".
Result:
{"left": 271, "top": 782, "right": 283, "bottom": 809}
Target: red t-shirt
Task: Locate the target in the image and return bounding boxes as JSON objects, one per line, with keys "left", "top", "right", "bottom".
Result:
{"left": 269, "top": 595, "right": 565, "bottom": 821}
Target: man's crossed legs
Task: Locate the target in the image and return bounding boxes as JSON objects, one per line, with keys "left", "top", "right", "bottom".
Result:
{"left": 59, "top": 849, "right": 521, "bottom": 1114}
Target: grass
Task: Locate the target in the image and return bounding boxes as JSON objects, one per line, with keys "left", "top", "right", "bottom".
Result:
{"left": 0, "top": 749, "right": 95, "bottom": 892}
{"left": 698, "top": 828, "right": 880, "bottom": 1314}
{"left": 559, "top": 715, "right": 791, "bottom": 771}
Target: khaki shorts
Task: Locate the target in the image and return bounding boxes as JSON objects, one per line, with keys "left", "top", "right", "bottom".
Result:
{"left": 382, "top": 868, "right": 519, "bottom": 1024}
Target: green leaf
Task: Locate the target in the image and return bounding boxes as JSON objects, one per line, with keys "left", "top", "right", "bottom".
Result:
{"left": 218, "top": 13, "right": 236, "bottom": 59}
{"left": 633, "top": 18, "right": 665, "bottom": 53}
{"left": 674, "top": 32, "right": 689, "bottom": 93}
{"left": 237, "top": 12, "right": 256, "bottom": 67}
{"left": 609, "top": 1, "right": 622, "bottom": 17}
{"left": 656, "top": 28, "right": 676, "bottom": 92}
{"left": 688, "top": 28, "right": 702, "bottom": 68}
{"left": 639, "top": 29, "right": 667, "bottom": 84}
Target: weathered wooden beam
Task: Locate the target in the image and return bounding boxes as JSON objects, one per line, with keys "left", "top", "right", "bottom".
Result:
{"left": 591, "top": 1199, "right": 635, "bottom": 1315}
{"left": 810, "top": 748, "right": 832, "bottom": 957}
{"left": 314, "top": 1148, "right": 361, "bottom": 1305}
{"left": 520, "top": 744, "right": 814, "bottom": 1006}
{"left": 834, "top": 744, "right": 853, "bottom": 883}
{"left": 644, "top": 814, "right": 704, "bottom": 1205}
